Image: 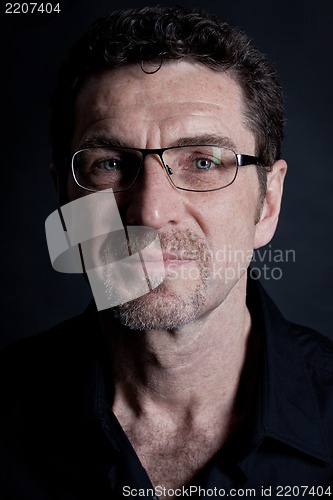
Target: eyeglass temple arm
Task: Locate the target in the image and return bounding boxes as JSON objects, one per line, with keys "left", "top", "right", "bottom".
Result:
{"left": 236, "top": 154, "right": 261, "bottom": 167}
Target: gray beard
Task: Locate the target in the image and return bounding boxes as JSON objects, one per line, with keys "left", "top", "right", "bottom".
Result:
{"left": 112, "top": 279, "right": 208, "bottom": 331}
{"left": 110, "top": 228, "right": 212, "bottom": 330}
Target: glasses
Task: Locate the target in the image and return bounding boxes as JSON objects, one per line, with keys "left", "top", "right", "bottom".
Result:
{"left": 71, "top": 145, "right": 261, "bottom": 193}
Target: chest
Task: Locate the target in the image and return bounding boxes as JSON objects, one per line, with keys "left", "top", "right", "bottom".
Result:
{"left": 124, "top": 424, "right": 228, "bottom": 495}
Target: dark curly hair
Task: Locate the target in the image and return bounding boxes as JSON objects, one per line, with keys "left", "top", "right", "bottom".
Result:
{"left": 50, "top": 5, "right": 284, "bottom": 192}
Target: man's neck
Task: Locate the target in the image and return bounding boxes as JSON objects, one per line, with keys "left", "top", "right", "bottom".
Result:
{"left": 99, "top": 275, "right": 254, "bottom": 429}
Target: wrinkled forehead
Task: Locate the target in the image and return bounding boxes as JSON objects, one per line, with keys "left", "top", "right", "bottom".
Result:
{"left": 72, "top": 64, "right": 254, "bottom": 151}
{"left": 72, "top": 102, "right": 253, "bottom": 152}
{"left": 74, "top": 100, "right": 234, "bottom": 133}
{"left": 77, "top": 99, "right": 231, "bottom": 120}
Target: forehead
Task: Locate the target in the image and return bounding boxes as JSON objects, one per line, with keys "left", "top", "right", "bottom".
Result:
{"left": 72, "top": 61, "right": 254, "bottom": 151}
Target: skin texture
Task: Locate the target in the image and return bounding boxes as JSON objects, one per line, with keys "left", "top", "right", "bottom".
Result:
{"left": 54, "top": 60, "right": 287, "bottom": 494}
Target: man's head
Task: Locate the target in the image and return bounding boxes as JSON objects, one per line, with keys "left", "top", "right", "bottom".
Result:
{"left": 50, "top": 6, "right": 287, "bottom": 331}
{"left": 51, "top": 5, "right": 284, "bottom": 194}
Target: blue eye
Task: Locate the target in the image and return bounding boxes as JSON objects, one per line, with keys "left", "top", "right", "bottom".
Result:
{"left": 98, "top": 158, "right": 121, "bottom": 171}
{"left": 195, "top": 158, "right": 215, "bottom": 170}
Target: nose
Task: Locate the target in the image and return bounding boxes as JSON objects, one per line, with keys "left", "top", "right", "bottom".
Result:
{"left": 119, "top": 154, "right": 187, "bottom": 229}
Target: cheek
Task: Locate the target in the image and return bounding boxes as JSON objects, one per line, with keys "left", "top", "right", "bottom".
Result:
{"left": 66, "top": 176, "right": 86, "bottom": 202}
{"left": 199, "top": 178, "right": 260, "bottom": 257}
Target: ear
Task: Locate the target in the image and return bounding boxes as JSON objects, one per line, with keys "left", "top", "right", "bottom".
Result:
{"left": 254, "top": 159, "right": 287, "bottom": 249}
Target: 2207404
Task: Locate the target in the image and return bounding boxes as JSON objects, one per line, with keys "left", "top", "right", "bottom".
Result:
{"left": 5, "top": 3, "right": 61, "bottom": 13}
{"left": 276, "top": 485, "right": 332, "bottom": 496}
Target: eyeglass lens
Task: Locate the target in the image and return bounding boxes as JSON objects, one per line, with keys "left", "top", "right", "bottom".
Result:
{"left": 72, "top": 146, "right": 238, "bottom": 192}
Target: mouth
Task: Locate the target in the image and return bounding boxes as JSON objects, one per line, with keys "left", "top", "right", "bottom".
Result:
{"left": 140, "top": 251, "right": 196, "bottom": 264}
{"left": 162, "top": 251, "right": 195, "bottom": 263}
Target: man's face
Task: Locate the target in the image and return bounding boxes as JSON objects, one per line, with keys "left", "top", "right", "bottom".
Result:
{"left": 66, "top": 61, "right": 280, "bottom": 330}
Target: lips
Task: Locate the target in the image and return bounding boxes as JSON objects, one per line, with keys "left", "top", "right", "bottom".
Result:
{"left": 136, "top": 228, "right": 208, "bottom": 265}
{"left": 162, "top": 252, "right": 194, "bottom": 262}
{"left": 140, "top": 251, "right": 195, "bottom": 263}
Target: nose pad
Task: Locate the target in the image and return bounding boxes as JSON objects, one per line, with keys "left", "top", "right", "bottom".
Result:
{"left": 165, "top": 165, "right": 174, "bottom": 176}
{"left": 139, "top": 152, "right": 174, "bottom": 185}
{"left": 122, "top": 153, "right": 181, "bottom": 228}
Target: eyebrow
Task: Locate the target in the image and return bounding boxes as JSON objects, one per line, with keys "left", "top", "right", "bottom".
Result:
{"left": 79, "top": 136, "right": 130, "bottom": 149}
{"left": 79, "top": 133, "right": 237, "bottom": 151}
{"left": 169, "top": 134, "right": 237, "bottom": 150}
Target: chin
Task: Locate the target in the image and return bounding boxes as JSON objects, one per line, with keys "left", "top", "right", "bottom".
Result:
{"left": 112, "top": 281, "right": 207, "bottom": 331}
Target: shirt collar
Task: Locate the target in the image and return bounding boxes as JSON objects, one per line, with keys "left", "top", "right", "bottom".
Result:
{"left": 247, "top": 275, "right": 332, "bottom": 465}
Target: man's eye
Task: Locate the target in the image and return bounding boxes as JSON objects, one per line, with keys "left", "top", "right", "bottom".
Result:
{"left": 96, "top": 158, "right": 121, "bottom": 171}
{"left": 194, "top": 158, "right": 217, "bottom": 170}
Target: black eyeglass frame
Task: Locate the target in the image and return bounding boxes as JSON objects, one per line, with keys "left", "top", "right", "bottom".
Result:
{"left": 71, "top": 145, "right": 262, "bottom": 194}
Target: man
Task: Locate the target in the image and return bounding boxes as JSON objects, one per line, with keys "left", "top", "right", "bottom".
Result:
{"left": 1, "top": 6, "right": 333, "bottom": 499}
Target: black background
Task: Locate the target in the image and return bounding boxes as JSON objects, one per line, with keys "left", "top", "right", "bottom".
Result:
{"left": 1, "top": 0, "right": 332, "bottom": 346}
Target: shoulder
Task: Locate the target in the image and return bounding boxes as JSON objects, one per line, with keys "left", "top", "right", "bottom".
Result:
{"left": 2, "top": 302, "right": 99, "bottom": 353}
{"left": 252, "top": 276, "right": 333, "bottom": 372}
{"left": 1, "top": 309, "right": 90, "bottom": 363}
{"left": 291, "top": 321, "right": 333, "bottom": 373}
{"left": 0, "top": 305, "right": 100, "bottom": 403}
{"left": 289, "top": 322, "right": 333, "bottom": 441}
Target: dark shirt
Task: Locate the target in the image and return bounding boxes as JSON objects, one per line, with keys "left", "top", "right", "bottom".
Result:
{"left": 1, "top": 277, "right": 333, "bottom": 499}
